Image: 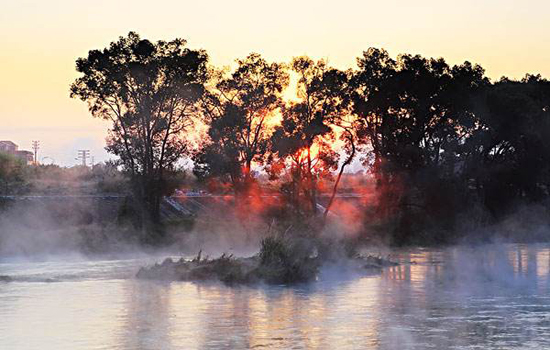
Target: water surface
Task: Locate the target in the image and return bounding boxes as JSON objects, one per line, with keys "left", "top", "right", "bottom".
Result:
{"left": 1, "top": 244, "right": 549, "bottom": 349}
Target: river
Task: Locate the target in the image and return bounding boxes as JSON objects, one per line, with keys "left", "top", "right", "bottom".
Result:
{"left": 1, "top": 243, "right": 549, "bottom": 349}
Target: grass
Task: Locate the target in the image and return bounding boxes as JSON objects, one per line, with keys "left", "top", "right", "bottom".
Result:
{"left": 137, "top": 234, "right": 397, "bottom": 285}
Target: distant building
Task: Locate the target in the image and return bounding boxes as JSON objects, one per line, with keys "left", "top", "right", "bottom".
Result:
{"left": 16, "top": 150, "right": 34, "bottom": 163}
{"left": 0, "top": 141, "right": 18, "bottom": 154}
{"left": 0, "top": 140, "right": 34, "bottom": 164}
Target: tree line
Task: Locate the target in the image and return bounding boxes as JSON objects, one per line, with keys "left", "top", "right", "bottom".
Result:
{"left": 70, "top": 32, "right": 550, "bottom": 243}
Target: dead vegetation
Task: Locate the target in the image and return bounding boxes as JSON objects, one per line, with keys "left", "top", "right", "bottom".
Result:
{"left": 136, "top": 235, "right": 398, "bottom": 285}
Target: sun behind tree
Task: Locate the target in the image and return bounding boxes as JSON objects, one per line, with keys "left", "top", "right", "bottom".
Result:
{"left": 70, "top": 32, "right": 209, "bottom": 235}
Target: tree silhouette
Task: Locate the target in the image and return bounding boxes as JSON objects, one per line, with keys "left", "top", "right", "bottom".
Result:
{"left": 70, "top": 32, "right": 209, "bottom": 229}
{"left": 463, "top": 74, "right": 550, "bottom": 215}
{"left": 194, "top": 53, "right": 288, "bottom": 195}
{"left": 351, "top": 48, "right": 487, "bottom": 239}
{"left": 270, "top": 57, "right": 348, "bottom": 216}
{"left": 69, "top": 35, "right": 550, "bottom": 243}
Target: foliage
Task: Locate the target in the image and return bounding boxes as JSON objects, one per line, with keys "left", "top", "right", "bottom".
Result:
{"left": 258, "top": 235, "right": 290, "bottom": 265}
{"left": 269, "top": 57, "right": 350, "bottom": 216}
{"left": 137, "top": 235, "right": 320, "bottom": 285}
{"left": 71, "top": 32, "right": 209, "bottom": 226}
{"left": 69, "top": 33, "right": 550, "bottom": 244}
{"left": 351, "top": 48, "right": 491, "bottom": 241}
{"left": 0, "top": 153, "right": 29, "bottom": 194}
{"left": 461, "top": 75, "right": 550, "bottom": 215}
{"left": 193, "top": 53, "right": 288, "bottom": 194}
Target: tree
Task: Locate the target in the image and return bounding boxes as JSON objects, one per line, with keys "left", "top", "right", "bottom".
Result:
{"left": 194, "top": 53, "right": 288, "bottom": 195}
{"left": 0, "top": 152, "right": 28, "bottom": 195}
{"left": 462, "top": 74, "right": 550, "bottom": 215}
{"left": 351, "top": 48, "right": 487, "bottom": 238}
{"left": 270, "top": 57, "right": 349, "bottom": 216}
{"left": 71, "top": 32, "right": 209, "bottom": 227}
{"left": 353, "top": 49, "right": 486, "bottom": 173}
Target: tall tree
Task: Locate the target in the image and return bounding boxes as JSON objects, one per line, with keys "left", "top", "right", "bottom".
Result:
{"left": 70, "top": 32, "right": 209, "bottom": 227}
{"left": 352, "top": 48, "right": 485, "bottom": 175}
{"left": 270, "top": 57, "right": 349, "bottom": 216}
{"left": 351, "top": 48, "right": 487, "bottom": 236}
{"left": 194, "top": 53, "right": 288, "bottom": 194}
{"left": 462, "top": 74, "right": 550, "bottom": 214}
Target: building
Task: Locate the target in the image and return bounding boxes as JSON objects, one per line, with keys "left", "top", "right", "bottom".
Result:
{"left": 0, "top": 141, "right": 18, "bottom": 154}
{"left": 0, "top": 140, "right": 34, "bottom": 164}
{"left": 16, "top": 150, "right": 34, "bottom": 163}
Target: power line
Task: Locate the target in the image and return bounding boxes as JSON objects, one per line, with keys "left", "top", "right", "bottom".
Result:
{"left": 77, "top": 150, "right": 90, "bottom": 166}
{"left": 32, "top": 140, "right": 40, "bottom": 165}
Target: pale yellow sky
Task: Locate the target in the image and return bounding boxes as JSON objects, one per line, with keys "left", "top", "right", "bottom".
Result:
{"left": 1, "top": 0, "right": 549, "bottom": 165}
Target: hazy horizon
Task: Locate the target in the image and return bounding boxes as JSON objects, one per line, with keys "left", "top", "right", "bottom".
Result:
{"left": 2, "top": 0, "right": 550, "bottom": 166}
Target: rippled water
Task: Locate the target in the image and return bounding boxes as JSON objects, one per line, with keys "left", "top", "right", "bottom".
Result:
{"left": 1, "top": 244, "right": 550, "bottom": 349}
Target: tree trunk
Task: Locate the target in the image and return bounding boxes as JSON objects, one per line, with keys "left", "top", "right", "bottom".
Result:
{"left": 323, "top": 131, "right": 356, "bottom": 223}
{"left": 307, "top": 146, "right": 317, "bottom": 215}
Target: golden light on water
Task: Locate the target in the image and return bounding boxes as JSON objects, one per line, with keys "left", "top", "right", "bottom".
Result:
{"left": 536, "top": 249, "right": 550, "bottom": 285}
{"left": 2, "top": 245, "right": 550, "bottom": 349}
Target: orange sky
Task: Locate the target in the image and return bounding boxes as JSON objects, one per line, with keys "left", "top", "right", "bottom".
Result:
{"left": 1, "top": 0, "right": 549, "bottom": 165}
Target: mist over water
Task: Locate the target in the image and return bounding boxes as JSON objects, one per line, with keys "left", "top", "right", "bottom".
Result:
{"left": 1, "top": 243, "right": 549, "bottom": 350}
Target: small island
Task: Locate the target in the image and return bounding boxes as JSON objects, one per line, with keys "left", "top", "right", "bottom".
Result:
{"left": 137, "top": 235, "right": 398, "bottom": 285}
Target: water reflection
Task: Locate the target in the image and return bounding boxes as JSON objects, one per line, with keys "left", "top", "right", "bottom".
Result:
{"left": 0, "top": 280, "right": 126, "bottom": 349}
{"left": 1, "top": 244, "right": 550, "bottom": 349}
{"left": 120, "top": 281, "right": 174, "bottom": 349}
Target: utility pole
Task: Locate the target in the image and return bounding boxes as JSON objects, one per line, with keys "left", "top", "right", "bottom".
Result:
{"left": 32, "top": 140, "right": 40, "bottom": 165}
{"left": 77, "top": 150, "right": 90, "bottom": 166}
